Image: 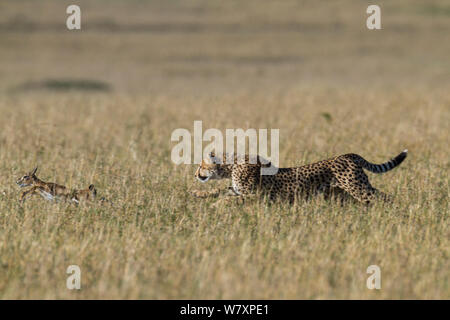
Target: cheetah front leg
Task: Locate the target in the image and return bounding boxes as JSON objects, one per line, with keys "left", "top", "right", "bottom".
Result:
{"left": 191, "top": 186, "right": 234, "bottom": 199}
{"left": 211, "top": 193, "right": 258, "bottom": 208}
{"left": 210, "top": 185, "right": 262, "bottom": 208}
{"left": 191, "top": 185, "right": 256, "bottom": 207}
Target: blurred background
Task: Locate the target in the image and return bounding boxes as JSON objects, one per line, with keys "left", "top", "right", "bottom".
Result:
{"left": 0, "top": 0, "right": 449, "bottom": 95}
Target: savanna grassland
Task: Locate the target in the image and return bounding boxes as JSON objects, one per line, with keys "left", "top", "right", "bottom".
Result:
{"left": 0, "top": 0, "right": 448, "bottom": 299}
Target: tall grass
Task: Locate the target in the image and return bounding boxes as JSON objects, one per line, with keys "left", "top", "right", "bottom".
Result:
{"left": 0, "top": 0, "right": 448, "bottom": 299}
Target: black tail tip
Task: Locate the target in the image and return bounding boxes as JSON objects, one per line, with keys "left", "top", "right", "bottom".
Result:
{"left": 395, "top": 149, "right": 408, "bottom": 164}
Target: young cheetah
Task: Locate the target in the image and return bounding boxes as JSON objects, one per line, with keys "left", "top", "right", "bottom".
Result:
{"left": 16, "top": 167, "right": 96, "bottom": 204}
{"left": 193, "top": 150, "right": 408, "bottom": 204}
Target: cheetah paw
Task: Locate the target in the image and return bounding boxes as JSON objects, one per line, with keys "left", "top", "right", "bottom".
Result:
{"left": 191, "top": 188, "right": 221, "bottom": 198}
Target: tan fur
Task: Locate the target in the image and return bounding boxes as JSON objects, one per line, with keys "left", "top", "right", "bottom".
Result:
{"left": 17, "top": 167, "right": 69, "bottom": 202}
{"left": 194, "top": 150, "right": 408, "bottom": 205}
{"left": 70, "top": 184, "right": 97, "bottom": 203}
{"left": 16, "top": 167, "right": 96, "bottom": 204}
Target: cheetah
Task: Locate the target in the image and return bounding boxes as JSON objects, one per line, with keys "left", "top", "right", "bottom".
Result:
{"left": 16, "top": 167, "right": 96, "bottom": 204}
{"left": 193, "top": 150, "right": 408, "bottom": 204}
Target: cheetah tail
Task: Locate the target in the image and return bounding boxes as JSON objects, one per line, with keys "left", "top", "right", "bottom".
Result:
{"left": 360, "top": 149, "right": 408, "bottom": 173}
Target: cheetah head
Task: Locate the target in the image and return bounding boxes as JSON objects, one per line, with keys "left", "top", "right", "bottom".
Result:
{"left": 195, "top": 152, "right": 231, "bottom": 182}
{"left": 16, "top": 167, "right": 38, "bottom": 188}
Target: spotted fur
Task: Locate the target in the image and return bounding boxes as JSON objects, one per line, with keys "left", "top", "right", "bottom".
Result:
{"left": 194, "top": 150, "right": 408, "bottom": 204}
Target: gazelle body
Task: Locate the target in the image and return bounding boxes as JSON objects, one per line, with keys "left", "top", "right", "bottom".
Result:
{"left": 16, "top": 167, "right": 96, "bottom": 204}
{"left": 70, "top": 184, "right": 97, "bottom": 203}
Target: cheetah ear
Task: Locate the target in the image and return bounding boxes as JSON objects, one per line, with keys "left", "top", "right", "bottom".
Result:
{"left": 258, "top": 156, "right": 272, "bottom": 167}
{"left": 31, "top": 167, "right": 38, "bottom": 176}
{"left": 208, "top": 152, "right": 217, "bottom": 163}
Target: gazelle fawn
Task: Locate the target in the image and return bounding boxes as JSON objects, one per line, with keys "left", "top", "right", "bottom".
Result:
{"left": 16, "top": 167, "right": 96, "bottom": 204}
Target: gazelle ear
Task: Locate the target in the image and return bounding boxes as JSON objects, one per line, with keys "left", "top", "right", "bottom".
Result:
{"left": 31, "top": 167, "right": 38, "bottom": 175}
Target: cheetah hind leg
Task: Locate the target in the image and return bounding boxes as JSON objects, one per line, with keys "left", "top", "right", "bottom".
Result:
{"left": 345, "top": 186, "right": 391, "bottom": 204}
{"left": 335, "top": 170, "right": 392, "bottom": 204}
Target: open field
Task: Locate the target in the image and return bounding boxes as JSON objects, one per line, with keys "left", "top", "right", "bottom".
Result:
{"left": 0, "top": 0, "right": 448, "bottom": 299}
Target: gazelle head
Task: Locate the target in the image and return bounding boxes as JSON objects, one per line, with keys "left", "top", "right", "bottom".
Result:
{"left": 16, "top": 167, "right": 38, "bottom": 188}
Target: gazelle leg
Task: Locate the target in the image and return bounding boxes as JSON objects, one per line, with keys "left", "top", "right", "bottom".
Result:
{"left": 20, "top": 186, "right": 39, "bottom": 203}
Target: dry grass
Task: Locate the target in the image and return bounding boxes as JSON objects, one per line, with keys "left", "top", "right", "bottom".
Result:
{"left": 0, "top": 0, "right": 448, "bottom": 299}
